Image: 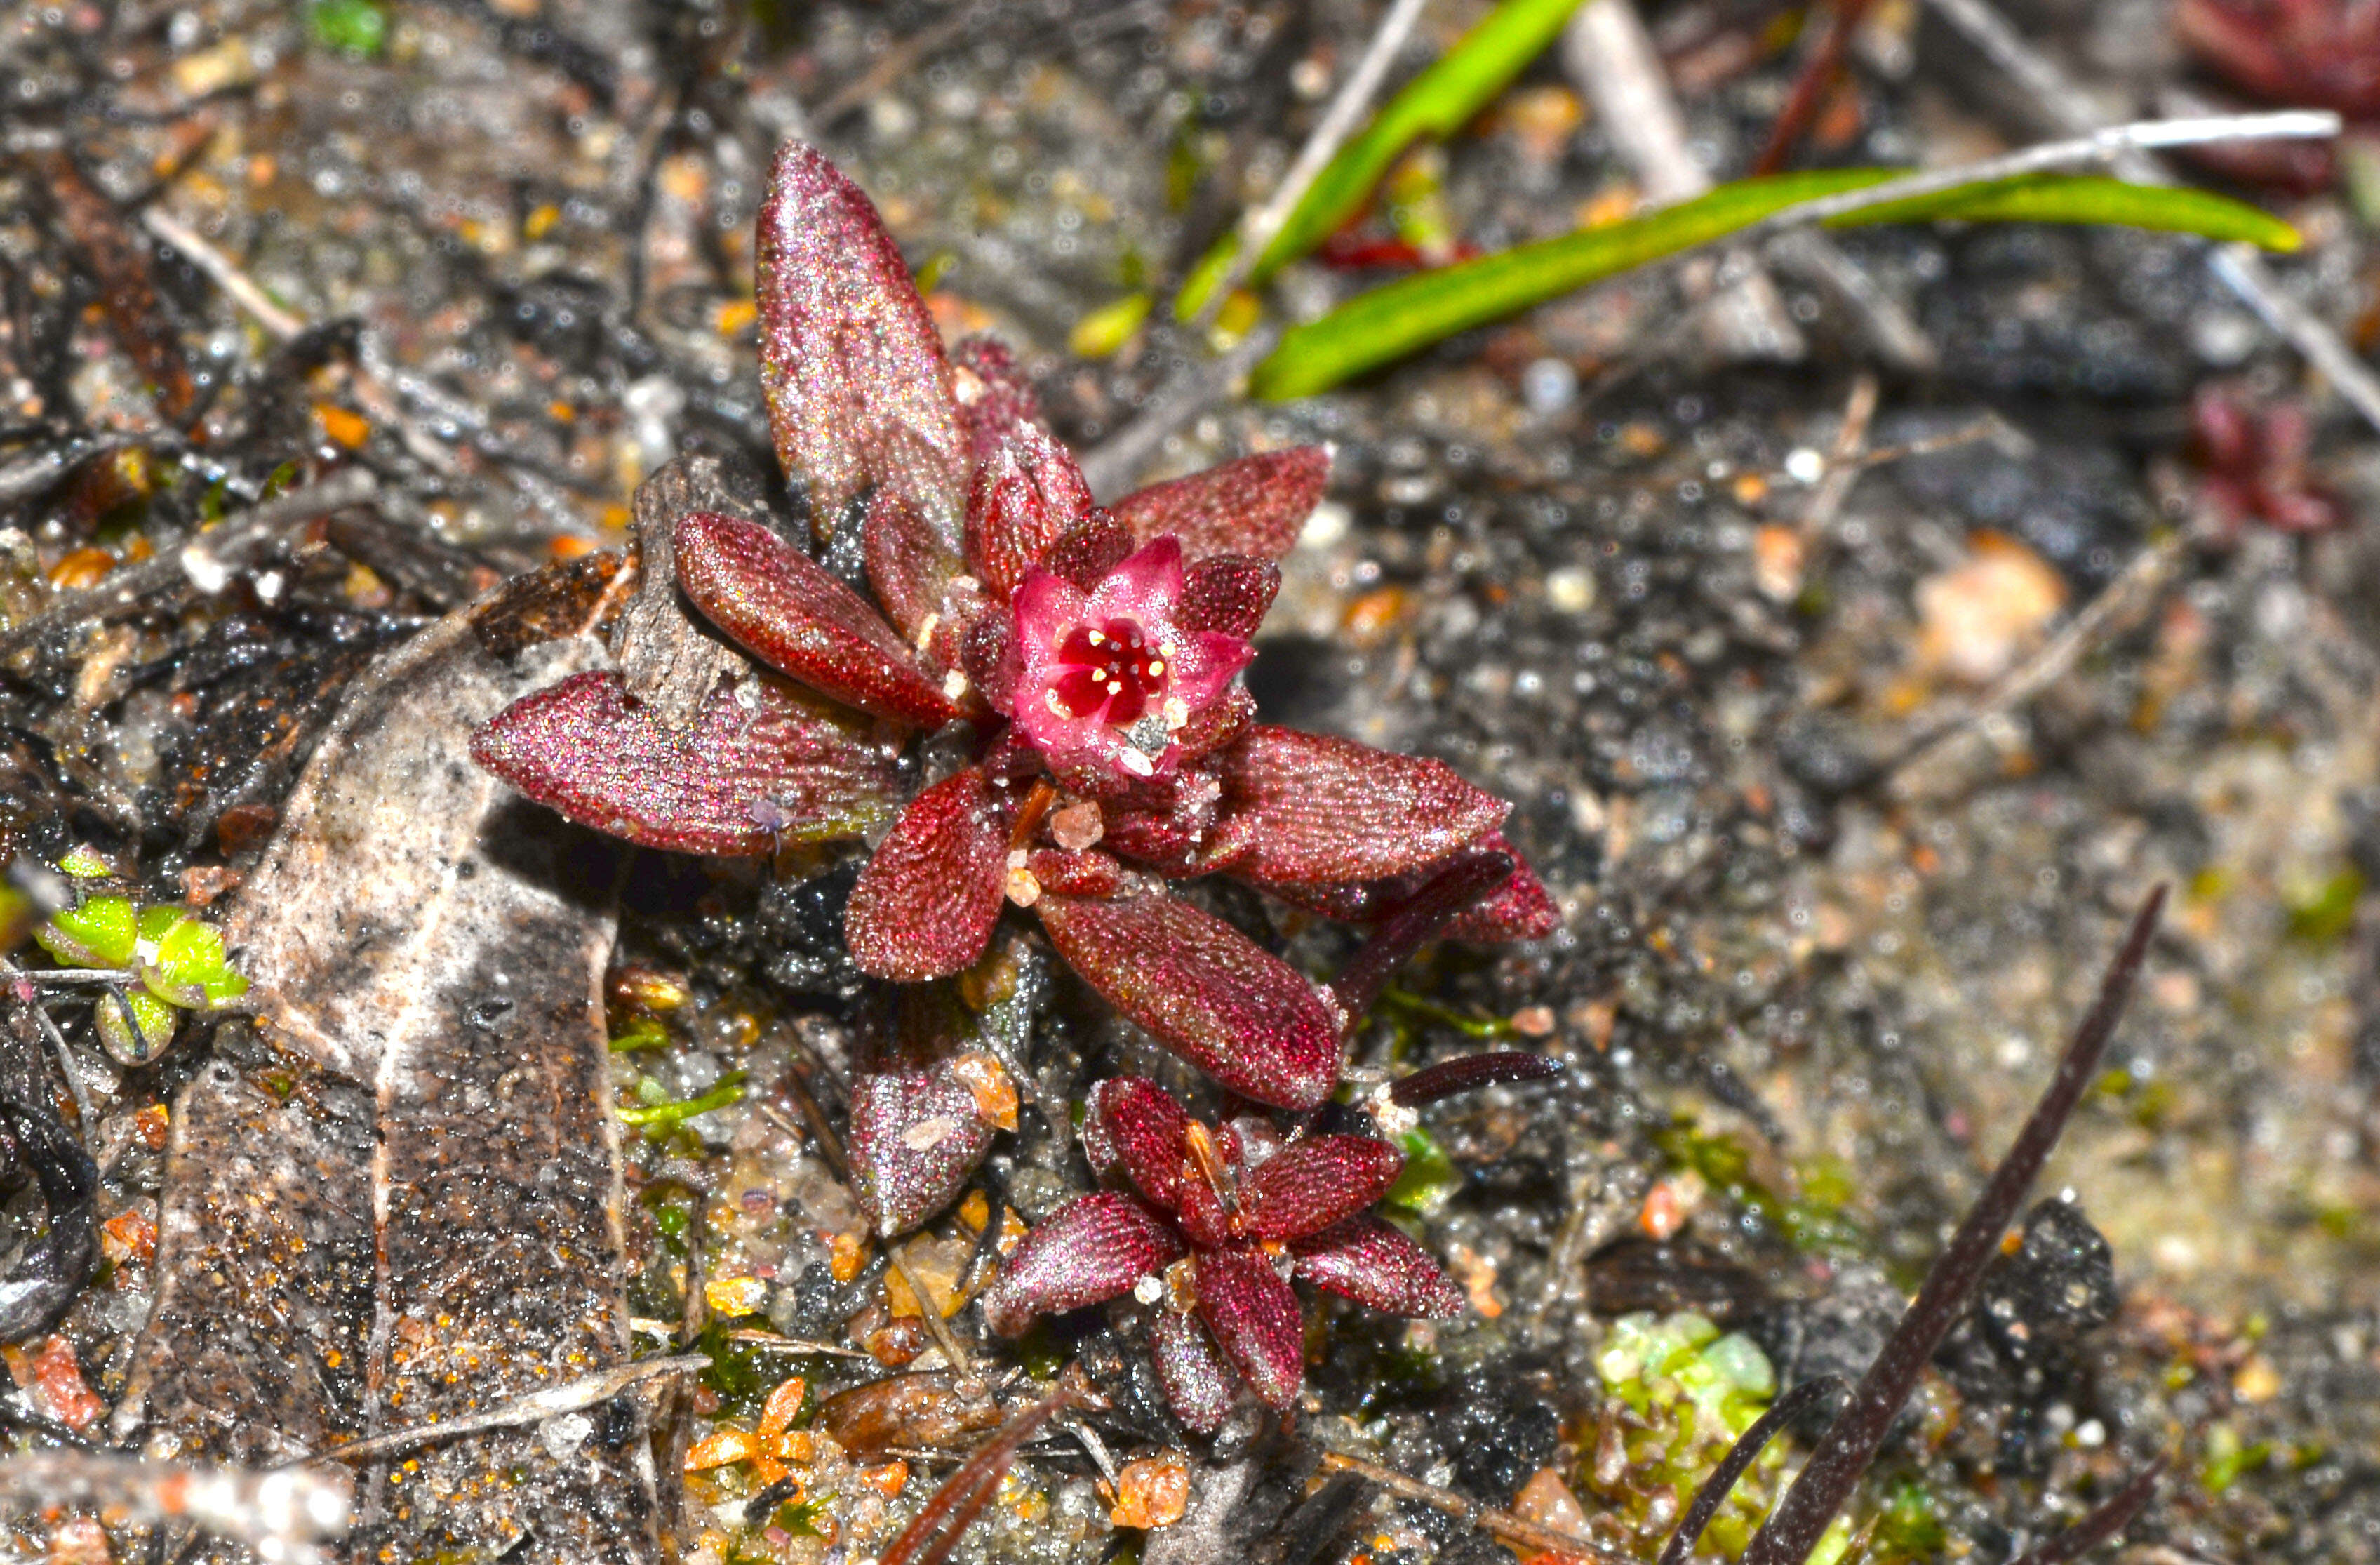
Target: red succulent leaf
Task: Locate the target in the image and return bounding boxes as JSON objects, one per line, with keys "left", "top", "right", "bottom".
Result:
{"left": 1388, "top": 1051, "right": 1563, "bottom": 1107}
{"left": 1034, "top": 888, "right": 1339, "bottom": 1109}
{"left": 1024, "top": 846, "right": 1126, "bottom": 899}
{"left": 1081, "top": 1077, "right": 1192, "bottom": 1213}
{"left": 1111, "top": 446, "right": 1330, "bottom": 562}
{"left": 1172, "top": 690, "right": 1257, "bottom": 765}
{"left": 472, "top": 670, "right": 897, "bottom": 856}
{"left": 1149, "top": 1305, "right": 1237, "bottom": 1434}
{"left": 1237, "top": 1134, "right": 1404, "bottom": 1243}
{"left": 1207, "top": 726, "right": 1510, "bottom": 888}
{"left": 966, "top": 421, "right": 1097, "bottom": 601}
{"left": 1177, "top": 556, "right": 1281, "bottom": 639}
{"left": 1444, "top": 834, "right": 1560, "bottom": 940}
{"left": 864, "top": 488, "right": 991, "bottom": 662}
{"left": 673, "top": 511, "right": 960, "bottom": 728}
{"left": 1191, "top": 1248, "right": 1304, "bottom": 1410}
{"left": 983, "top": 1192, "right": 1184, "bottom": 1336}
{"left": 1291, "top": 1216, "right": 1466, "bottom": 1317}
{"left": 756, "top": 142, "right": 966, "bottom": 542}
{"left": 1330, "top": 847, "right": 1516, "bottom": 1025}
{"left": 1173, "top": 1162, "right": 1235, "bottom": 1251}
{"left": 847, "top": 987, "right": 996, "bottom": 1236}
{"left": 951, "top": 335, "right": 1045, "bottom": 461}
{"left": 845, "top": 766, "right": 1010, "bottom": 981}
{"left": 1038, "top": 512, "right": 1136, "bottom": 592}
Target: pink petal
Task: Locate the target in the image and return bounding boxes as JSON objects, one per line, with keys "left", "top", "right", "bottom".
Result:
{"left": 847, "top": 988, "right": 996, "bottom": 1236}
{"left": 471, "top": 670, "right": 897, "bottom": 856}
{"left": 1149, "top": 1307, "right": 1237, "bottom": 1434}
{"left": 757, "top": 143, "right": 965, "bottom": 542}
{"left": 1084, "top": 535, "right": 1186, "bottom": 623}
{"left": 1208, "top": 726, "right": 1510, "bottom": 888}
{"left": 950, "top": 335, "right": 1044, "bottom": 461}
{"left": 674, "top": 512, "right": 958, "bottom": 729}
{"left": 844, "top": 766, "right": 1010, "bottom": 981}
{"left": 982, "top": 1193, "right": 1184, "bottom": 1336}
{"left": 966, "top": 422, "right": 1095, "bottom": 601}
{"left": 1177, "top": 556, "right": 1279, "bottom": 639}
{"left": 1291, "top": 1216, "right": 1465, "bottom": 1317}
{"left": 1192, "top": 1248, "right": 1305, "bottom": 1410}
{"left": 1034, "top": 890, "right": 1339, "bottom": 1110}
{"left": 1237, "top": 1134, "right": 1404, "bottom": 1243}
{"left": 1081, "top": 1077, "right": 1191, "bottom": 1213}
{"left": 1111, "top": 447, "right": 1330, "bottom": 563}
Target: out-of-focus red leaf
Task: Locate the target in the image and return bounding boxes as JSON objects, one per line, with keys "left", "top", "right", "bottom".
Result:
{"left": 1111, "top": 447, "right": 1330, "bottom": 562}
{"left": 848, "top": 986, "right": 998, "bottom": 1236}
{"left": 1149, "top": 1306, "right": 1236, "bottom": 1434}
{"left": 982, "top": 1193, "right": 1184, "bottom": 1336}
{"left": 1035, "top": 889, "right": 1339, "bottom": 1110}
{"left": 1081, "top": 1077, "right": 1191, "bottom": 1212}
{"left": 1191, "top": 1248, "right": 1304, "bottom": 1410}
{"left": 756, "top": 142, "right": 966, "bottom": 542}
{"left": 1178, "top": 556, "right": 1281, "bottom": 639}
{"left": 845, "top": 766, "right": 1009, "bottom": 981}
{"left": 674, "top": 512, "right": 959, "bottom": 728}
{"left": 1207, "top": 726, "right": 1509, "bottom": 888}
{"left": 1237, "top": 1134, "right": 1403, "bottom": 1242}
{"left": 950, "top": 335, "right": 1045, "bottom": 460}
{"left": 1038, "top": 512, "right": 1135, "bottom": 592}
{"left": 472, "top": 670, "right": 897, "bottom": 855}
{"left": 1292, "top": 1216, "right": 1465, "bottom": 1317}
{"left": 965, "top": 422, "right": 1095, "bottom": 601}
{"left": 1329, "top": 846, "right": 1515, "bottom": 1025}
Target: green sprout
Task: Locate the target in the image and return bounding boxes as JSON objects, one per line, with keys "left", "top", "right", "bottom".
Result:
{"left": 35, "top": 894, "right": 248, "bottom": 1065}
{"left": 618, "top": 1070, "right": 748, "bottom": 1140}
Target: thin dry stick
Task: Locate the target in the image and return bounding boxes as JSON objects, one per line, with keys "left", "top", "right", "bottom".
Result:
{"left": 810, "top": 5, "right": 980, "bottom": 126}
{"left": 1189, "top": 0, "right": 1436, "bottom": 331}
{"left": 0, "top": 468, "right": 378, "bottom": 660}
{"left": 0, "top": 960, "right": 98, "bottom": 1140}
{"left": 1317, "top": 1451, "right": 1638, "bottom": 1565}
{"left": 1565, "top": 0, "right": 1804, "bottom": 360}
{"left": 283, "top": 1354, "right": 709, "bottom": 1469}
{"left": 1799, "top": 372, "right": 1880, "bottom": 540}
{"left": 142, "top": 208, "right": 306, "bottom": 341}
{"left": 0, "top": 1452, "right": 349, "bottom": 1565}
{"left": 1921, "top": 0, "right": 2380, "bottom": 438}
{"left": 2005, "top": 1456, "right": 2169, "bottom": 1565}
{"left": 890, "top": 1244, "right": 980, "bottom": 1385}
{"left": 1884, "top": 528, "right": 2186, "bottom": 785}
{"left": 1076, "top": 323, "right": 1278, "bottom": 498}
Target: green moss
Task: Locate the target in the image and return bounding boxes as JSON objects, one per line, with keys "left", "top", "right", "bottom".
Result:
{"left": 1384, "top": 1128, "right": 1462, "bottom": 1217}
{"left": 309, "top": 0, "right": 387, "bottom": 55}
{"left": 1589, "top": 1312, "right": 1782, "bottom": 1558}
{"left": 693, "top": 1320, "right": 776, "bottom": 1416}
{"left": 1873, "top": 1478, "right": 1945, "bottom": 1561}
{"left": 1653, "top": 1117, "right": 1867, "bottom": 1258}
{"left": 619, "top": 1071, "right": 748, "bottom": 1140}
{"left": 2287, "top": 867, "right": 2365, "bottom": 944}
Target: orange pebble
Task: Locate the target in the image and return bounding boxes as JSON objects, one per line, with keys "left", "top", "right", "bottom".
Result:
{"left": 757, "top": 1376, "right": 807, "bottom": 1439}
{"left": 683, "top": 1430, "right": 758, "bottom": 1471}
{"left": 48, "top": 548, "right": 114, "bottom": 591}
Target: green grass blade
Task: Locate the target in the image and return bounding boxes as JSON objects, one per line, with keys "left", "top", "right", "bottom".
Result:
{"left": 1251, "top": 169, "right": 1888, "bottom": 399}
{"left": 1824, "top": 173, "right": 2303, "bottom": 250}
{"left": 1176, "top": 0, "right": 1586, "bottom": 321}
{"left": 1254, "top": 171, "right": 2299, "bottom": 398}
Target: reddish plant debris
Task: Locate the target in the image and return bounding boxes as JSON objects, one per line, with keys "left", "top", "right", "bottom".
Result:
{"left": 471, "top": 144, "right": 1556, "bottom": 1232}
{"left": 2177, "top": 0, "right": 2380, "bottom": 118}
{"left": 2188, "top": 384, "right": 2340, "bottom": 535}
{"left": 982, "top": 1077, "right": 1464, "bottom": 1430}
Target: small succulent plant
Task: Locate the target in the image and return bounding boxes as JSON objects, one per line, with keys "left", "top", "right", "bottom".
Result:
{"left": 983, "top": 1076, "right": 1462, "bottom": 1430}
{"left": 470, "top": 142, "right": 1556, "bottom": 1234}
{"left": 34, "top": 893, "right": 248, "bottom": 1065}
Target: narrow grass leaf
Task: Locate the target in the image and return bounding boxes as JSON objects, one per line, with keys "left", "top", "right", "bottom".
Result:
{"left": 1826, "top": 173, "right": 2301, "bottom": 248}
{"left": 1176, "top": 0, "right": 1587, "bottom": 317}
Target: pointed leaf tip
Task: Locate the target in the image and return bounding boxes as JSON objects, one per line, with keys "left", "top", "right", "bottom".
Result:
{"left": 1210, "top": 726, "right": 1511, "bottom": 889}
{"left": 845, "top": 766, "right": 1009, "bottom": 981}
{"left": 1036, "top": 889, "right": 1339, "bottom": 1109}
{"left": 1238, "top": 1134, "right": 1404, "bottom": 1242}
{"left": 983, "top": 1192, "right": 1184, "bottom": 1336}
{"left": 758, "top": 142, "right": 966, "bottom": 540}
{"left": 1110, "top": 446, "right": 1330, "bottom": 562}
{"left": 674, "top": 511, "right": 958, "bottom": 728}
{"left": 472, "top": 669, "right": 897, "bottom": 855}
{"left": 1193, "top": 1247, "right": 1304, "bottom": 1410}
{"left": 1292, "top": 1216, "right": 1465, "bottom": 1317}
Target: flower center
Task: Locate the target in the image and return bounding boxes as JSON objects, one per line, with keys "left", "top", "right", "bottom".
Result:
{"left": 1046, "top": 617, "right": 1171, "bottom": 726}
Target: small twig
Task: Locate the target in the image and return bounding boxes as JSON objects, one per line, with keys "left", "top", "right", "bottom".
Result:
{"left": 1920, "top": 0, "right": 2380, "bottom": 437}
{"left": 890, "top": 1245, "right": 978, "bottom": 1386}
{"left": 283, "top": 1354, "right": 707, "bottom": 1469}
{"left": 0, "top": 1452, "right": 349, "bottom": 1565}
{"left": 1799, "top": 372, "right": 1880, "bottom": 540}
{"left": 1565, "top": 0, "right": 1804, "bottom": 360}
{"left": 141, "top": 208, "right": 306, "bottom": 342}
{"left": 1189, "top": 0, "right": 1436, "bottom": 331}
{"left": 1884, "top": 529, "right": 2186, "bottom": 785}
{"left": 1076, "top": 324, "right": 1279, "bottom": 499}
{"left": 1317, "top": 1451, "right": 1637, "bottom": 1565}
{"left": 2006, "top": 1455, "right": 2169, "bottom": 1565}
{"left": 0, "top": 959, "right": 100, "bottom": 1140}
{"left": 1753, "top": 0, "right": 1881, "bottom": 174}
{"left": 1062, "top": 1415, "right": 1122, "bottom": 1487}
{"left": 13, "top": 968, "right": 135, "bottom": 988}
{"left": 810, "top": 6, "right": 981, "bottom": 127}
{"left": 0, "top": 468, "right": 379, "bottom": 662}
{"left": 723, "top": 1328, "right": 876, "bottom": 1360}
